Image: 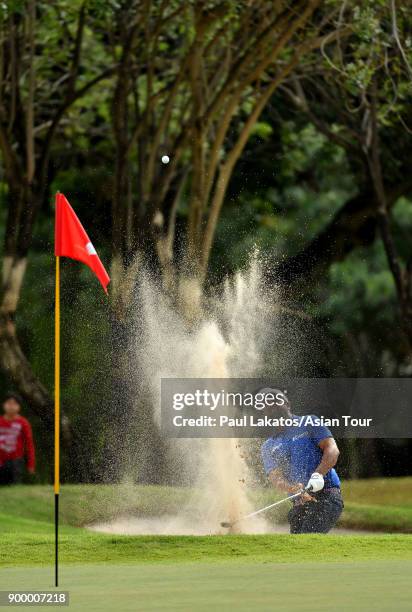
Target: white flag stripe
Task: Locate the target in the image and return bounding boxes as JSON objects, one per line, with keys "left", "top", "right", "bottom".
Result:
{"left": 86, "top": 241, "right": 97, "bottom": 255}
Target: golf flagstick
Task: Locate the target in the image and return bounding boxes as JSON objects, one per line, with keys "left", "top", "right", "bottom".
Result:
{"left": 53, "top": 192, "right": 111, "bottom": 587}
{"left": 54, "top": 254, "right": 60, "bottom": 587}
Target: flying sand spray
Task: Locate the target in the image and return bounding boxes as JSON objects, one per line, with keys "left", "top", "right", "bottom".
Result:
{"left": 95, "top": 257, "right": 280, "bottom": 535}
{"left": 140, "top": 257, "right": 278, "bottom": 534}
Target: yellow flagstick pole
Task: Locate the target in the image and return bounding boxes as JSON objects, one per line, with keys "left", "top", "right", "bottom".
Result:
{"left": 54, "top": 255, "right": 60, "bottom": 587}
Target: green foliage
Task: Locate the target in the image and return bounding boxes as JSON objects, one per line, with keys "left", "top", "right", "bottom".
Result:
{"left": 250, "top": 122, "right": 273, "bottom": 139}
{"left": 325, "top": 0, "right": 412, "bottom": 125}
{"left": 317, "top": 243, "right": 397, "bottom": 335}
{"left": 213, "top": 120, "right": 354, "bottom": 273}
{"left": 0, "top": 0, "right": 412, "bottom": 483}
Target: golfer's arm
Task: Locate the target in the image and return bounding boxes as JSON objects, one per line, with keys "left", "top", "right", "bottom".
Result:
{"left": 315, "top": 437, "right": 340, "bottom": 475}
{"left": 268, "top": 468, "right": 301, "bottom": 494}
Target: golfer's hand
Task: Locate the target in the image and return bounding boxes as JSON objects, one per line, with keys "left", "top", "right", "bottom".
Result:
{"left": 307, "top": 472, "right": 324, "bottom": 493}
{"left": 300, "top": 491, "right": 316, "bottom": 503}
{"left": 290, "top": 483, "right": 316, "bottom": 504}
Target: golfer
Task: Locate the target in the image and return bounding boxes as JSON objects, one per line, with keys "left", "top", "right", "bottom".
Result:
{"left": 0, "top": 393, "right": 35, "bottom": 485}
{"left": 260, "top": 389, "right": 343, "bottom": 533}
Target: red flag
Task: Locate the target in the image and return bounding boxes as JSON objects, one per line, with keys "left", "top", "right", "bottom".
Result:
{"left": 54, "top": 193, "right": 110, "bottom": 293}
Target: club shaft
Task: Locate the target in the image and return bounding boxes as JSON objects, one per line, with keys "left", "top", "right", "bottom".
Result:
{"left": 230, "top": 489, "right": 305, "bottom": 526}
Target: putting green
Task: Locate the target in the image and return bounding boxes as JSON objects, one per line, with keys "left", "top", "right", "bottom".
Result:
{"left": 2, "top": 483, "right": 411, "bottom": 610}
{"left": 2, "top": 560, "right": 411, "bottom": 611}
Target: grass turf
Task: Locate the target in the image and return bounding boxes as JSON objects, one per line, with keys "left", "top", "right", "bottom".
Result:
{"left": 2, "top": 561, "right": 412, "bottom": 611}
{"left": 1, "top": 511, "right": 412, "bottom": 567}
{"left": 1, "top": 477, "right": 412, "bottom": 532}
{"left": 1, "top": 481, "right": 412, "bottom": 610}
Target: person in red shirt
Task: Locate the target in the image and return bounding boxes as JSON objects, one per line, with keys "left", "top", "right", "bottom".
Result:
{"left": 0, "top": 392, "right": 35, "bottom": 485}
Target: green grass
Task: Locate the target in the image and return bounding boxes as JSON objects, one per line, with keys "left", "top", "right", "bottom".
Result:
{"left": 0, "top": 484, "right": 187, "bottom": 526}
{"left": 1, "top": 481, "right": 412, "bottom": 611}
{"left": 341, "top": 477, "right": 412, "bottom": 505}
{"left": 2, "top": 519, "right": 412, "bottom": 567}
{"left": 1, "top": 478, "right": 411, "bottom": 534}
{"left": 340, "top": 477, "right": 412, "bottom": 532}
{"left": 340, "top": 502, "right": 412, "bottom": 532}
{"left": 0, "top": 478, "right": 412, "bottom": 533}
{"left": 2, "top": 561, "right": 412, "bottom": 611}
{"left": 1, "top": 481, "right": 412, "bottom": 568}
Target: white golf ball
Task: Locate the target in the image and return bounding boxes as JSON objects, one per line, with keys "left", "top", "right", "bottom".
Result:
{"left": 161, "top": 155, "right": 170, "bottom": 164}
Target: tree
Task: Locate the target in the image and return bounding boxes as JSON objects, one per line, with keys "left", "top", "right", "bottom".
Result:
{"left": 0, "top": 0, "right": 114, "bottom": 423}
{"left": 104, "top": 1, "right": 342, "bottom": 318}
{"left": 274, "top": 0, "right": 412, "bottom": 348}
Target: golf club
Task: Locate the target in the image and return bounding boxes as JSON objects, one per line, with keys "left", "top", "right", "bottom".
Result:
{"left": 220, "top": 484, "right": 313, "bottom": 529}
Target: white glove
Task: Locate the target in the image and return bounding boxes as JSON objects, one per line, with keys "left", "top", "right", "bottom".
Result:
{"left": 306, "top": 472, "right": 324, "bottom": 493}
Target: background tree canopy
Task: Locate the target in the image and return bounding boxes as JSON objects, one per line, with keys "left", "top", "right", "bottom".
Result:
{"left": 0, "top": 0, "right": 411, "bottom": 482}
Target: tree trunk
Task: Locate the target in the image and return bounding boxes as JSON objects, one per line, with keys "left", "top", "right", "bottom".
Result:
{"left": 0, "top": 188, "right": 71, "bottom": 440}
{"left": 367, "top": 91, "right": 412, "bottom": 349}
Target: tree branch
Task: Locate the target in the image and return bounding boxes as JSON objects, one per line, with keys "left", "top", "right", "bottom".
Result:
{"left": 25, "top": 0, "right": 36, "bottom": 184}
{"left": 270, "top": 179, "right": 412, "bottom": 286}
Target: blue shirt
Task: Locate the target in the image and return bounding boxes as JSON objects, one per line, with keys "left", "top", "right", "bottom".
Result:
{"left": 261, "top": 415, "right": 340, "bottom": 488}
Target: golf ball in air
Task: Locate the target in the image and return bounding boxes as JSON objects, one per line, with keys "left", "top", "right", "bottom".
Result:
{"left": 161, "top": 155, "right": 170, "bottom": 164}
